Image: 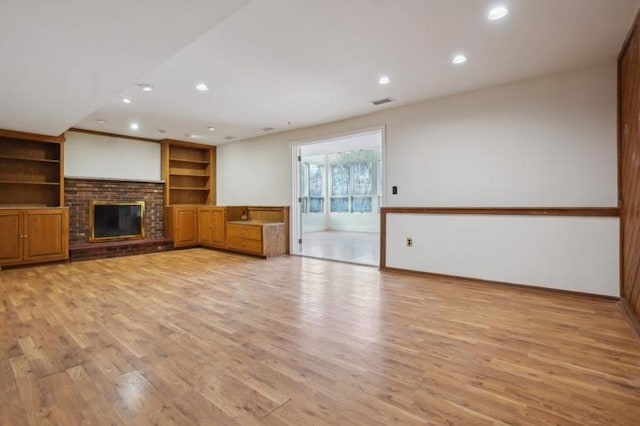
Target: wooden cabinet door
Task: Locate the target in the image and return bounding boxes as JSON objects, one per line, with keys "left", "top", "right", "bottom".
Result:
{"left": 23, "top": 209, "right": 68, "bottom": 263}
{"left": 210, "top": 209, "right": 226, "bottom": 246}
{"left": 198, "top": 208, "right": 213, "bottom": 245}
{"left": 173, "top": 207, "right": 198, "bottom": 247}
{"left": 0, "top": 210, "right": 22, "bottom": 266}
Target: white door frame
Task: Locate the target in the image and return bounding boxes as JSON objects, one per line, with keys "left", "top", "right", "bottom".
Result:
{"left": 289, "top": 125, "right": 387, "bottom": 255}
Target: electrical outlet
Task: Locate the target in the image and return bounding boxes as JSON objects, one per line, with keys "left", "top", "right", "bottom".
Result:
{"left": 406, "top": 237, "right": 413, "bottom": 247}
{"left": 392, "top": 186, "right": 398, "bottom": 195}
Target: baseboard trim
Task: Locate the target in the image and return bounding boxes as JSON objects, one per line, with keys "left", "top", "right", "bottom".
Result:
{"left": 380, "top": 266, "right": 620, "bottom": 302}
{"left": 621, "top": 298, "right": 640, "bottom": 340}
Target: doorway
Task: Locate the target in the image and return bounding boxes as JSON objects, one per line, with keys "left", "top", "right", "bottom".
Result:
{"left": 291, "top": 128, "right": 384, "bottom": 266}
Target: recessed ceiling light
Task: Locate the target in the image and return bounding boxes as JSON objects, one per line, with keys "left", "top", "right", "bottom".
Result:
{"left": 207, "top": 126, "right": 216, "bottom": 132}
{"left": 488, "top": 5, "right": 509, "bottom": 20}
{"left": 138, "top": 83, "right": 153, "bottom": 92}
{"left": 378, "top": 75, "right": 390, "bottom": 85}
{"left": 185, "top": 133, "right": 202, "bottom": 139}
{"left": 122, "top": 97, "right": 132, "bottom": 104}
{"left": 195, "top": 83, "right": 209, "bottom": 92}
{"left": 96, "top": 119, "right": 106, "bottom": 124}
{"left": 452, "top": 54, "right": 468, "bottom": 65}
{"left": 130, "top": 122, "right": 139, "bottom": 130}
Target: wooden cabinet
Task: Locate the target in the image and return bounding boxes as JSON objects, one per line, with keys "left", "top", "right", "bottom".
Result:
{"left": 0, "top": 129, "right": 64, "bottom": 207}
{"left": 226, "top": 221, "right": 287, "bottom": 257}
{"left": 165, "top": 204, "right": 289, "bottom": 256}
{"left": 161, "top": 139, "right": 218, "bottom": 249}
{"left": 0, "top": 210, "right": 22, "bottom": 265}
{"left": 164, "top": 206, "right": 199, "bottom": 248}
{"left": 0, "top": 130, "right": 68, "bottom": 268}
{"left": 161, "top": 140, "right": 216, "bottom": 206}
{"left": 198, "top": 207, "right": 225, "bottom": 247}
{"left": 0, "top": 208, "right": 69, "bottom": 267}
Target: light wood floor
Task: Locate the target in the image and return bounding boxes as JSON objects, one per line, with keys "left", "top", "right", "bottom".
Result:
{"left": 1, "top": 249, "right": 640, "bottom": 425}
{"left": 300, "top": 231, "right": 379, "bottom": 266}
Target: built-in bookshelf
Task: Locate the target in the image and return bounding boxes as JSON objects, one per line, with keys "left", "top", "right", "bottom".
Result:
{"left": 161, "top": 140, "right": 216, "bottom": 205}
{"left": 0, "top": 130, "right": 64, "bottom": 207}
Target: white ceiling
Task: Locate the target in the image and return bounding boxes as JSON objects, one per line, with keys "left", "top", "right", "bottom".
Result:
{"left": 2, "top": 0, "right": 638, "bottom": 143}
{"left": 0, "top": 0, "right": 250, "bottom": 136}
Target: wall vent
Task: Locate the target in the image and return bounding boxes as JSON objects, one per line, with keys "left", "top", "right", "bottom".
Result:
{"left": 372, "top": 97, "right": 394, "bottom": 106}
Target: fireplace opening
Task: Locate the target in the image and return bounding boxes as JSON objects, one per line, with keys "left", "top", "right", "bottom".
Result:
{"left": 89, "top": 201, "right": 145, "bottom": 242}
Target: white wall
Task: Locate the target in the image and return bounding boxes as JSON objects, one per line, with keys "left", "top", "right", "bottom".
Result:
{"left": 64, "top": 131, "right": 161, "bottom": 181}
{"left": 218, "top": 61, "right": 619, "bottom": 294}
{"left": 218, "top": 61, "right": 617, "bottom": 207}
{"left": 386, "top": 214, "right": 620, "bottom": 297}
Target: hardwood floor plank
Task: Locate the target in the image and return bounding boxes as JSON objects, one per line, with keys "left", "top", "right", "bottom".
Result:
{"left": 0, "top": 358, "right": 30, "bottom": 425}
{"left": 0, "top": 249, "right": 638, "bottom": 425}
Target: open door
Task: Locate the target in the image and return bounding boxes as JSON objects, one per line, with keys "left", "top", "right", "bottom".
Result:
{"left": 291, "top": 128, "right": 384, "bottom": 266}
{"left": 291, "top": 145, "right": 303, "bottom": 255}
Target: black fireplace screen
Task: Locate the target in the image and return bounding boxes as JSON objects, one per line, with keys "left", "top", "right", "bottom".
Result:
{"left": 90, "top": 201, "right": 144, "bottom": 241}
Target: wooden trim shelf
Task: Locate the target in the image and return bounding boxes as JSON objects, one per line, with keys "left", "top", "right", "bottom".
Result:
{"left": 170, "top": 187, "right": 210, "bottom": 191}
{"left": 169, "top": 172, "right": 209, "bottom": 177}
{"left": 0, "top": 155, "right": 60, "bottom": 163}
{"left": 169, "top": 158, "right": 210, "bottom": 164}
{"left": 0, "top": 181, "right": 61, "bottom": 186}
{"left": 380, "top": 207, "right": 620, "bottom": 217}
{"left": 0, "top": 129, "right": 64, "bottom": 143}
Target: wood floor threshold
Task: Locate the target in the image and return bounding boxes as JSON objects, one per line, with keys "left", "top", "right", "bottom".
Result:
{"left": 293, "top": 253, "right": 379, "bottom": 268}
{"left": 380, "top": 266, "right": 620, "bottom": 302}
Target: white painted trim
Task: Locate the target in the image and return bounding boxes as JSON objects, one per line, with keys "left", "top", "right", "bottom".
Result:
{"left": 65, "top": 176, "right": 165, "bottom": 184}
{"left": 291, "top": 124, "right": 386, "bottom": 148}
{"left": 290, "top": 145, "right": 302, "bottom": 254}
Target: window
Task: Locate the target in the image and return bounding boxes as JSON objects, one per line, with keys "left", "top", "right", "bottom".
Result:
{"left": 330, "top": 164, "right": 350, "bottom": 212}
{"left": 351, "top": 161, "right": 373, "bottom": 213}
{"left": 301, "top": 162, "right": 324, "bottom": 213}
{"left": 308, "top": 163, "right": 324, "bottom": 213}
{"left": 330, "top": 161, "right": 373, "bottom": 213}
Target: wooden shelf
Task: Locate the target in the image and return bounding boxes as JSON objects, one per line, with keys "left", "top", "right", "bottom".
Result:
{"left": 162, "top": 140, "right": 216, "bottom": 206}
{"left": 169, "top": 157, "right": 210, "bottom": 164}
{"left": 0, "top": 155, "right": 60, "bottom": 163}
{"left": 170, "top": 187, "right": 210, "bottom": 191}
{"left": 169, "top": 172, "right": 208, "bottom": 177}
{"left": 0, "top": 132, "right": 64, "bottom": 207}
{"left": 0, "top": 181, "right": 60, "bottom": 186}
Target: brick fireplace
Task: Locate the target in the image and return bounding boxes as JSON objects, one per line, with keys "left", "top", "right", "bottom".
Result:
{"left": 65, "top": 178, "right": 172, "bottom": 260}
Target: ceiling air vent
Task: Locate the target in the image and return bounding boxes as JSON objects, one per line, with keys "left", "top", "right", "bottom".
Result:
{"left": 223, "top": 135, "right": 236, "bottom": 140}
{"left": 372, "top": 97, "right": 394, "bottom": 106}
{"left": 261, "top": 127, "right": 275, "bottom": 131}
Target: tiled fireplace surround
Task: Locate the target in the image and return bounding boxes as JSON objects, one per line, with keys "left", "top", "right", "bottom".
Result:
{"left": 64, "top": 178, "right": 172, "bottom": 261}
